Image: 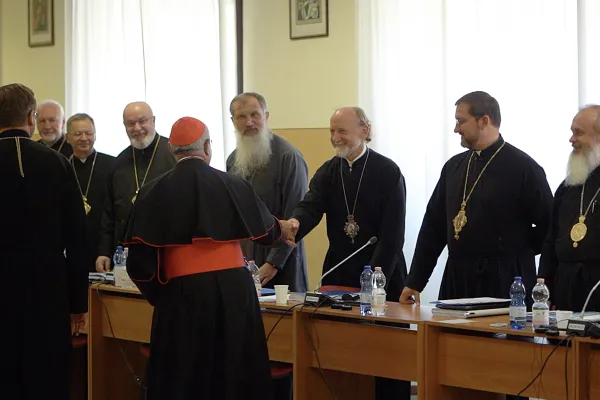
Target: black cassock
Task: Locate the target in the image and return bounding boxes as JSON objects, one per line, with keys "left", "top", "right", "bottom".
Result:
{"left": 293, "top": 147, "right": 410, "bottom": 400}
{"left": 98, "top": 134, "right": 175, "bottom": 259}
{"left": 125, "top": 158, "right": 281, "bottom": 400}
{"left": 1, "top": 130, "right": 87, "bottom": 399}
{"left": 70, "top": 151, "right": 116, "bottom": 271}
{"left": 36, "top": 135, "right": 73, "bottom": 158}
{"left": 293, "top": 148, "right": 408, "bottom": 298}
{"left": 406, "top": 136, "right": 554, "bottom": 306}
{"left": 540, "top": 166, "right": 600, "bottom": 312}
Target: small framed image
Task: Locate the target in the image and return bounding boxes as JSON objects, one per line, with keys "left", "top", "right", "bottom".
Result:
{"left": 289, "top": 0, "right": 329, "bottom": 40}
{"left": 28, "top": 0, "right": 54, "bottom": 48}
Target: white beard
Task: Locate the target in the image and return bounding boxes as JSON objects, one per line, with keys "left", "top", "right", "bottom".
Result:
{"left": 333, "top": 142, "right": 361, "bottom": 159}
{"left": 565, "top": 143, "right": 600, "bottom": 186}
{"left": 233, "top": 127, "right": 273, "bottom": 179}
{"left": 130, "top": 131, "right": 156, "bottom": 150}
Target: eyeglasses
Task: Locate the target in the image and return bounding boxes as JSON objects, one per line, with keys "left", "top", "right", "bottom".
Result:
{"left": 69, "top": 130, "right": 95, "bottom": 138}
{"left": 124, "top": 117, "right": 152, "bottom": 129}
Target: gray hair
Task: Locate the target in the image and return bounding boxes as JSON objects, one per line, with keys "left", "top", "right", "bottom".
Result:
{"left": 336, "top": 106, "right": 373, "bottom": 143}
{"left": 169, "top": 129, "right": 210, "bottom": 155}
{"left": 67, "top": 113, "right": 95, "bottom": 133}
{"left": 579, "top": 104, "right": 600, "bottom": 134}
{"left": 229, "top": 92, "right": 268, "bottom": 116}
{"left": 37, "top": 99, "right": 65, "bottom": 121}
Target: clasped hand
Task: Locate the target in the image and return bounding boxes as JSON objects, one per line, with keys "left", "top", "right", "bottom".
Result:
{"left": 278, "top": 218, "right": 300, "bottom": 247}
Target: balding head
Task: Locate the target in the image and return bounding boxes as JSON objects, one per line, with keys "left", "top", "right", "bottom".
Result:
{"left": 571, "top": 105, "right": 600, "bottom": 150}
{"left": 566, "top": 104, "right": 600, "bottom": 186}
{"left": 329, "top": 106, "right": 371, "bottom": 161}
{"left": 123, "top": 101, "right": 156, "bottom": 149}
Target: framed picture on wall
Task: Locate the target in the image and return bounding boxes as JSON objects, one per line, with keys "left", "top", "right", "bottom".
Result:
{"left": 28, "top": 0, "right": 54, "bottom": 48}
{"left": 289, "top": 0, "right": 329, "bottom": 40}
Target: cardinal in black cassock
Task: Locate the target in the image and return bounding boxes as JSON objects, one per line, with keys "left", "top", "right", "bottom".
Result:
{"left": 290, "top": 107, "right": 410, "bottom": 400}
{"left": 65, "top": 113, "right": 116, "bottom": 272}
{"left": 0, "top": 84, "right": 87, "bottom": 399}
{"left": 125, "top": 117, "right": 293, "bottom": 400}
{"left": 96, "top": 102, "right": 175, "bottom": 271}
{"left": 402, "top": 92, "right": 553, "bottom": 310}
{"left": 540, "top": 105, "right": 600, "bottom": 313}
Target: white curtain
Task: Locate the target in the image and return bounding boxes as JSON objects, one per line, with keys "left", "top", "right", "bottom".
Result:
{"left": 357, "top": 0, "right": 600, "bottom": 304}
{"left": 65, "top": 0, "right": 238, "bottom": 171}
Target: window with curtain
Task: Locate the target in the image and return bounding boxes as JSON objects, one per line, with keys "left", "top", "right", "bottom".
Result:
{"left": 65, "top": 0, "right": 238, "bottom": 171}
{"left": 357, "top": 0, "right": 600, "bottom": 304}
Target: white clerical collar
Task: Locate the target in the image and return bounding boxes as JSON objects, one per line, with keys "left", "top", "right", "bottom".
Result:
{"left": 345, "top": 144, "right": 368, "bottom": 168}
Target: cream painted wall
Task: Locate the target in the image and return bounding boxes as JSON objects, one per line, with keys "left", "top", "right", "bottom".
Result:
{"left": 0, "top": 0, "right": 66, "bottom": 105}
{"left": 0, "top": 0, "right": 357, "bottom": 290}
{"left": 243, "top": 0, "right": 358, "bottom": 129}
{"left": 244, "top": 0, "right": 358, "bottom": 289}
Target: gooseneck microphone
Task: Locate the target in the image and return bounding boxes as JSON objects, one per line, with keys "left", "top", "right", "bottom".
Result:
{"left": 314, "top": 236, "right": 378, "bottom": 292}
{"left": 566, "top": 278, "right": 600, "bottom": 338}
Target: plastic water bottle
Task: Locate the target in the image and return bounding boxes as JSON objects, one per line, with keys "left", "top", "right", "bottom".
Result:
{"left": 509, "top": 276, "right": 527, "bottom": 330}
{"left": 113, "top": 245, "right": 125, "bottom": 267}
{"left": 359, "top": 266, "right": 373, "bottom": 316}
{"left": 532, "top": 278, "right": 550, "bottom": 329}
{"left": 247, "top": 260, "right": 262, "bottom": 297}
{"left": 113, "top": 246, "right": 134, "bottom": 288}
{"left": 371, "top": 267, "right": 387, "bottom": 317}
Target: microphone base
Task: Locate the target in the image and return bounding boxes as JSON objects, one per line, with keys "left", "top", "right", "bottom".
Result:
{"left": 566, "top": 319, "right": 600, "bottom": 338}
{"left": 303, "top": 292, "right": 337, "bottom": 308}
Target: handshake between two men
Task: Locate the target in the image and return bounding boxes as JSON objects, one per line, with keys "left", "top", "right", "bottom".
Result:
{"left": 278, "top": 218, "right": 300, "bottom": 247}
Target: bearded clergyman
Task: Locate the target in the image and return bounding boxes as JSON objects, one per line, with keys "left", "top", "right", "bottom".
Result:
{"left": 540, "top": 104, "right": 600, "bottom": 312}
{"left": 226, "top": 92, "right": 309, "bottom": 292}
{"left": 287, "top": 106, "right": 410, "bottom": 400}
{"left": 96, "top": 101, "right": 176, "bottom": 271}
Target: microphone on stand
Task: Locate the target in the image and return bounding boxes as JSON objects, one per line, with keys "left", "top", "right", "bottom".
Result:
{"left": 566, "top": 278, "right": 600, "bottom": 338}
{"left": 304, "top": 236, "right": 377, "bottom": 307}
{"left": 314, "top": 236, "right": 378, "bottom": 292}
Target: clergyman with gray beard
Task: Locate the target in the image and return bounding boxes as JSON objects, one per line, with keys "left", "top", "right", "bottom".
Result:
{"left": 95, "top": 101, "right": 176, "bottom": 272}
{"left": 540, "top": 104, "right": 600, "bottom": 313}
{"left": 226, "top": 92, "right": 309, "bottom": 296}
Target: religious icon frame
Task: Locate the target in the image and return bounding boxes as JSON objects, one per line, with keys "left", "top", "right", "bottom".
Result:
{"left": 289, "top": 0, "right": 329, "bottom": 40}
{"left": 28, "top": 0, "right": 55, "bottom": 48}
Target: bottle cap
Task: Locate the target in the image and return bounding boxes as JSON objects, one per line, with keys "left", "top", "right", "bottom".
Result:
{"left": 536, "top": 278, "right": 544, "bottom": 283}
{"left": 116, "top": 245, "right": 123, "bottom": 250}
{"left": 364, "top": 265, "right": 372, "bottom": 269}
{"left": 375, "top": 266, "right": 382, "bottom": 271}
{"left": 514, "top": 276, "right": 522, "bottom": 280}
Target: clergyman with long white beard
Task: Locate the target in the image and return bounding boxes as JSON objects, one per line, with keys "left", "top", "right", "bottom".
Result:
{"left": 540, "top": 104, "right": 600, "bottom": 312}
{"left": 95, "top": 101, "right": 176, "bottom": 272}
{"left": 226, "top": 92, "right": 309, "bottom": 294}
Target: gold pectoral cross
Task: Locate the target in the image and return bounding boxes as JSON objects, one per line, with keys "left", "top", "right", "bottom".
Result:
{"left": 82, "top": 196, "right": 91, "bottom": 215}
{"left": 453, "top": 202, "right": 468, "bottom": 240}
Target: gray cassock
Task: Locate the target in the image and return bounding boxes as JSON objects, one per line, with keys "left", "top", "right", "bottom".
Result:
{"left": 226, "top": 133, "right": 309, "bottom": 292}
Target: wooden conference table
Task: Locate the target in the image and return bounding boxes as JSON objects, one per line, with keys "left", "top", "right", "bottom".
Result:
{"left": 87, "top": 283, "right": 600, "bottom": 399}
